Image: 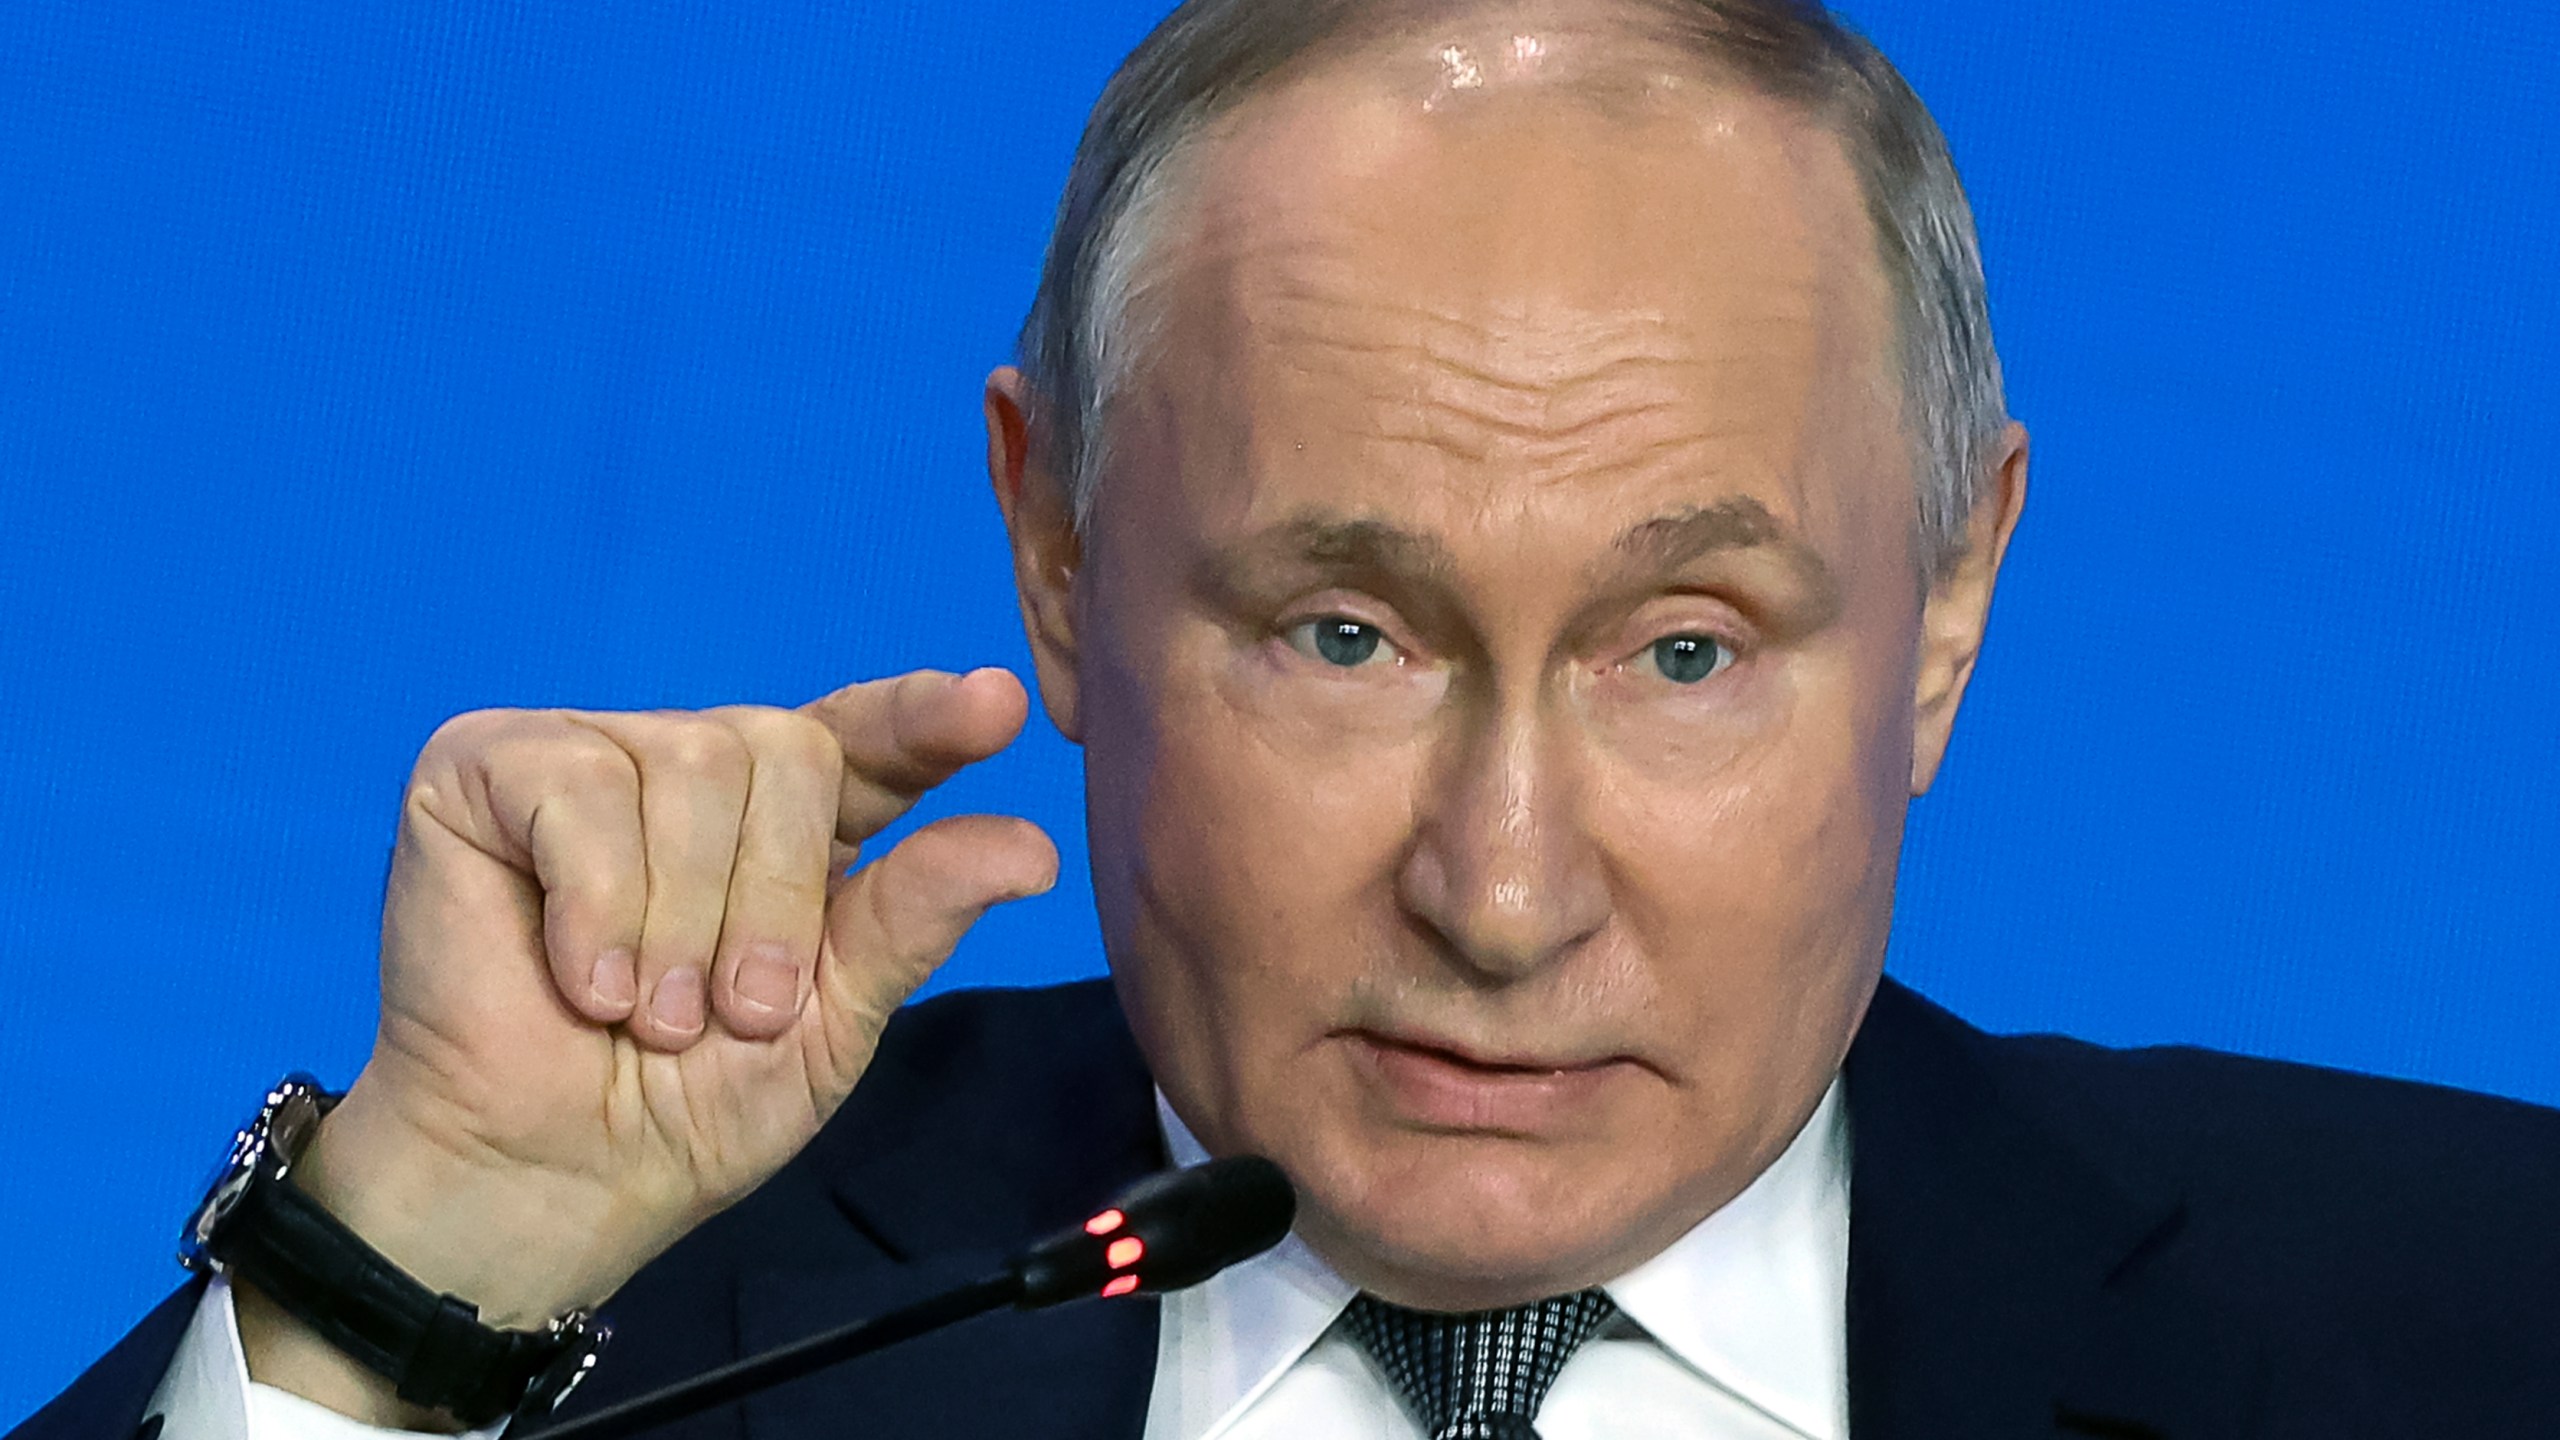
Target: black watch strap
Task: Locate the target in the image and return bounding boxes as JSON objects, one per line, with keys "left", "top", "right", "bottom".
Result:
{"left": 220, "top": 1170, "right": 582, "bottom": 1426}
{"left": 186, "top": 1077, "right": 606, "bottom": 1428}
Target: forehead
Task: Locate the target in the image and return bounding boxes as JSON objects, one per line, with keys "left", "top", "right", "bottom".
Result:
{"left": 1112, "top": 39, "right": 1911, "bottom": 569}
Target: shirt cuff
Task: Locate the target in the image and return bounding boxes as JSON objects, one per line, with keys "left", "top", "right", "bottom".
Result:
{"left": 144, "top": 1276, "right": 510, "bottom": 1440}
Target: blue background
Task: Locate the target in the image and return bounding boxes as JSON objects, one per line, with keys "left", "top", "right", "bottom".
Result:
{"left": 3, "top": 0, "right": 2555, "bottom": 1420}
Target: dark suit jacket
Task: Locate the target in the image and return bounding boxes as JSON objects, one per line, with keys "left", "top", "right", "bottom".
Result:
{"left": 17, "top": 978, "right": 2560, "bottom": 1440}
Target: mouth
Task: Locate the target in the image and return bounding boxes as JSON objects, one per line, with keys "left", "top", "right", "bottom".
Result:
{"left": 1341, "top": 1028, "right": 1641, "bottom": 1134}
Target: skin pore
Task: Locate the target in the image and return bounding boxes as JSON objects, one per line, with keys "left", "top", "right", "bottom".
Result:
{"left": 989, "top": 6, "right": 2027, "bottom": 1311}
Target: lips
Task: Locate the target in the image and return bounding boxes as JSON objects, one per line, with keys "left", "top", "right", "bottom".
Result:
{"left": 1345, "top": 1028, "right": 1638, "bottom": 1134}
{"left": 1367, "top": 1029, "right": 1608, "bottom": 1074}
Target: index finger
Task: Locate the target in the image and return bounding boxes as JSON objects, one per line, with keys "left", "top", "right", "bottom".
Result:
{"left": 797, "top": 667, "right": 1031, "bottom": 843}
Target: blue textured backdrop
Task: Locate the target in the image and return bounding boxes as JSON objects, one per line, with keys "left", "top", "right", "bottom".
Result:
{"left": 3, "top": 0, "right": 2555, "bottom": 1420}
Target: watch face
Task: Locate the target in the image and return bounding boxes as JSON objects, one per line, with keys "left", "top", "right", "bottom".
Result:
{"left": 178, "top": 1075, "right": 331, "bottom": 1273}
{"left": 265, "top": 1085, "right": 329, "bottom": 1169}
{"left": 179, "top": 1133, "right": 258, "bottom": 1272}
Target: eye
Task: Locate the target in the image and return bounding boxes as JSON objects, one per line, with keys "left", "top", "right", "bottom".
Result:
{"left": 1642, "top": 633, "right": 1735, "bottom": 686}
{"left": 1286, "top": 617, "right": 1395, "bottom": 668}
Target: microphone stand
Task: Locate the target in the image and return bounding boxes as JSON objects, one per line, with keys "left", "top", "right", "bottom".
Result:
{"left": 528, "top": 1273, "right": 1021, "bottom": 1440}
{"left": 514, "top": 1155, "right": 1294, "bottom": 1440}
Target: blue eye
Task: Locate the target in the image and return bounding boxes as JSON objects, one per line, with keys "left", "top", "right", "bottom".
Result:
{"left": 1649, "top": 634, "right": 1732, "bottom": 685}
{"left": 1290, "top": 614, "right": 1392, "bottom": 666}
{"left": 1320, "top": 617, "right": 1382, "bottom": 661}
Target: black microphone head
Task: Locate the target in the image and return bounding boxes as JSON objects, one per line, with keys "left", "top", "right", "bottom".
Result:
{"left": 1010, "top": 1156, "right": 1296, "bottom": 1309}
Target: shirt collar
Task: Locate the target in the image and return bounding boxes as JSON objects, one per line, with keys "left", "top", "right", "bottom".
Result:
{"left": 1601, "top": 1076, "right": 1851, "bottom": 1440}
{"left": 1156, "top": 1095, "right": 1357, "bottom": 1434}
{"left": 1154, "top": 1076, "right": 1851, "bottom": 1440}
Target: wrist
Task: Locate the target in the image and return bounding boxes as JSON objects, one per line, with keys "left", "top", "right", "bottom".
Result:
{"left": 233, "top": 1278, "right": 473, "bottom": 1434}
{"left": 197, "top": 1075, "right": 617, "bottom": 1427}
{"left": 290, "top": 1085, "right": 653, "bottom": 1329}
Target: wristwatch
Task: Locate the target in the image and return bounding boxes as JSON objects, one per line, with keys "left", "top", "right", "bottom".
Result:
{"left": 181, "top": 1075, "right": 611, "bottom": 1427}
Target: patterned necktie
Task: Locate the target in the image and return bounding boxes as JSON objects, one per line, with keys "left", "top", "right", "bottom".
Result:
{"left": 1341, "top": 1289, "right": 1619, "bottom": 1440}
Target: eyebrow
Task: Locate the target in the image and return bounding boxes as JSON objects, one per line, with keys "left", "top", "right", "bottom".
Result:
{"left": 1606, "top": 498, "right": 1842, "bottom": 620}
{"left": 1193, "top": 515, "right": 1458, "bottom": 602}
{"left": 1292, "top": 516, "right": 1455, "bottom": 575}
{"left": 1195, "top": 498, "right": 1839, "bottom": 623}
{"left": 1613, "top": 497, "right": 1788, "bottom": 569}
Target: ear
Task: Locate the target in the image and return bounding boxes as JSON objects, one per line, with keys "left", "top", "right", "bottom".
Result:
{"left": 1910, "top": 421, "right": 2029, "bottom": 795}
{"left": 985, "top": 366, "right": 1086, "bottom": 744}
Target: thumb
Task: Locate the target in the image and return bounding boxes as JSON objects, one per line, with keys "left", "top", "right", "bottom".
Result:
{"left": 807, "top": 813, "right": 1060, "bottom": 1095}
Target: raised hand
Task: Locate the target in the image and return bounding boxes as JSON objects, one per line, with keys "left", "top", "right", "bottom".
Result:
{"left": 239, "top": 669, "right": 1057, "bottom": 1425}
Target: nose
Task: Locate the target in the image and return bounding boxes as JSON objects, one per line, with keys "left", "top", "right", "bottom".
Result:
{"left": 1395, "top": 699, "right": 1609, "bottom": 983}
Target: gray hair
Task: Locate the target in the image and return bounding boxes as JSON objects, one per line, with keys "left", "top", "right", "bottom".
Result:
{"left": 1016, "top": 0, "right": 2008, "bottom": 579}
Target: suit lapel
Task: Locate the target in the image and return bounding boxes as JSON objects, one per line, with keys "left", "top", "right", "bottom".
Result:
{"left": 737, "top": 982, "right": 1168, "bottom": 1440}
{"left": 1843, "top": 979, "right": 2261, "bottom": 1440}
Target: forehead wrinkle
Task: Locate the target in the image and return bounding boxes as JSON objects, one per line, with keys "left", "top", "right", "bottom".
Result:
{"left": 1249, "top": 267, "right": 1694, "bottom": 378}
{"left": 1264, "top": 331, "right": 1714, "bottom": 475}
{"left": 1258, "top": 319, "right": 1695, "bottom": 409}
{"left": 1350, "top": 398, "right": 1738, "bottom": 482}
{"left": 1225, "top": 227, "right": 1836, "bottom": 456}
{"left": 1308, "top": 340, "right": 1820, "bottom": 498}
{"left": 1249, "top": 273, "right": 1700, "bottom": 415}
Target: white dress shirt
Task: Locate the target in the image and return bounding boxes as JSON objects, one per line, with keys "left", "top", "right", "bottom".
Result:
{"left": 1143, "top": 1080, "right": 1850, "bottom": 1440}
{"left": 145, "top": 1079, "right": 1850, "bottom": 1440}
{"left": 146, "top": 1275, "right": 506, "bottom": 1440}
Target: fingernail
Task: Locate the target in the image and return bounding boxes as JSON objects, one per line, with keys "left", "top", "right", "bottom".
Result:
{"left": 733, "top": 946, "right": 801, "bottom": 1017}
{"left": 650, "top": 968, "right": 706, "bottom": 1033}
{"left": 592, "top": 949, "right": 637, "bottom": 1009}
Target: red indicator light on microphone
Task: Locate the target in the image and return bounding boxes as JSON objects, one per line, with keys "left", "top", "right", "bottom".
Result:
{"left": 1101, "top": 1274, "right": 1141, "bottom": 1299}
{"left": 1083, "top": 1209, "right": 1126, "bottom": 1236}
{"left": 1106, "top": 1237, "right": 1145, "bottom": 1269}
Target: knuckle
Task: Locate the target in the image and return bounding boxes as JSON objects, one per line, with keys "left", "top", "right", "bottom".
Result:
{"left": 557, "top": 733, "right": 639, "bottom": 790}
{"left": 395, "top": 779, "right": 456, "bottom": 841}
{"left": 650, "top": 715, "right": 751, "bottom": 780}
{"left": 487, "top": 724, "right": 633, "bottom": 798}
{"left": 737, "top": 863, "right": 830, "bottom": 913}
{"left": 407, "top": 709, "right": 536, "bottom": 819}
{"left": 793, "top": 716, "right": 849, "bottom": 780}
{"left": 759, "top": 709, "right": 845, "bottom": 771}
{"left": 420, "top": 706, "right": 497, "bottom": 752}
{"left": 550, "top": 846, "right": 643, "bottom": 904}
{"left": 724, "top": 706, "right": 842, "bottom": 778}
{"left": 414, "top": 707, "right": 519, "bottom": 774}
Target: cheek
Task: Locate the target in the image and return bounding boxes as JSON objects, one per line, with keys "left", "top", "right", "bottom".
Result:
{"left": 1598, "top": 646, "right": 1911, "bottom": 1032}
{"left": 1144, "top": 630, "right": 1436, "bottom": 898}
{"left": 1083, "top": 627, "right": 1432, "bottom": 1126}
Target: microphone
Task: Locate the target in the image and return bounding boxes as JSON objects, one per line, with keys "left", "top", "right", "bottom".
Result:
{"left": 1012, "top": 1151, "right": 1296, "bottom": 1306}
{"left": 528, "top": 1156, "right": 1295, "bottom": 1440}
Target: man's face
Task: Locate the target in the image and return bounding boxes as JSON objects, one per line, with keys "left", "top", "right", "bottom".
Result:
{"left": 994, "top": 32, "right": 2013, "bottom": 1309}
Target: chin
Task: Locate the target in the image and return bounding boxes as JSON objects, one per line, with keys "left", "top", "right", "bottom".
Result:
{"left": 1290, "top": 1124, "right": 1668, "bottom": 1310}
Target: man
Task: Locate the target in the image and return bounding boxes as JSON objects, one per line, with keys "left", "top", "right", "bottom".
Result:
{"left": 18, "top": 0, "right": 2560, "bottom": 1437}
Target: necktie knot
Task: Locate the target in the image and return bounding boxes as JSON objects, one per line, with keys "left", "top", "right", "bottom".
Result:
{"left": 1342, "top": 1289, "right": 1617, "bottom": 1440}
